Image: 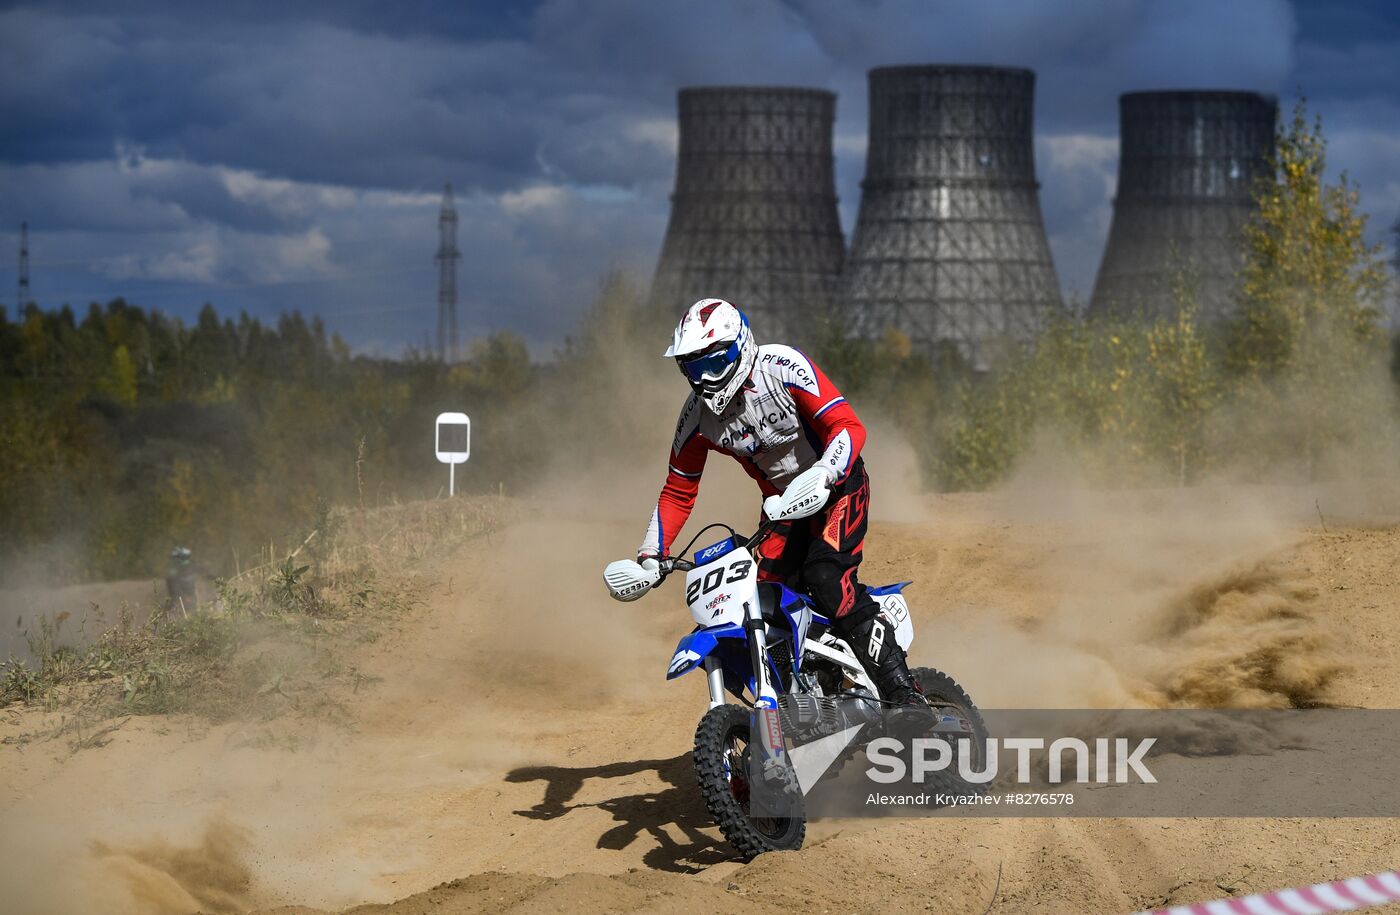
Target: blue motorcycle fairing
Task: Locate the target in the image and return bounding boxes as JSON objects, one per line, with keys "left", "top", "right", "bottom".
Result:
{"left": 669, "top": 626, "right": 765, "bottom": 700}
{"left": 761, "top": 582, "right": 820, "bottom": 673}
{"left": 665, "top": 621, "right": 789, "bottom": 702}
{"left": 666, "top": 622, "right": 745, "bottom": 680}
{"left": 693, "top": 536, "right": 737, "bottom": 566}
{"left": 769, "top": 582, "right": 810, "bottom": 611}
{"left": 666, "top": 582, "right": 914, "bottom": 695}
{"left": 747, "top": 580, "right": 909, "bottom": 623}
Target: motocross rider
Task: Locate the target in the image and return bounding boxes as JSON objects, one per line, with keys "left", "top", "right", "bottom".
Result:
{"left": 637, "top": 298, "right": 925, "bottom": 707}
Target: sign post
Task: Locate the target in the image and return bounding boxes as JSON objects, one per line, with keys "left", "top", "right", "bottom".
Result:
{"left": 434, "top": 412, "right": 471, "bottom": 496}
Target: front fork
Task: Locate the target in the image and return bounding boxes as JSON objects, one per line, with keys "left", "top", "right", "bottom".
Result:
{"left": 742, "top": 599, "right": 786, "bottom": 769}
{"left": 703, "top": 656, "right": 725, "bottom": 709}
{"left": 698, "top": 598, "right": 780, "bottom": 716}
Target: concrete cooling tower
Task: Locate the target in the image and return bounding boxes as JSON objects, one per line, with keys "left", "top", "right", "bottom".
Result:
{"left": 841, "top": 65, "right": 1064, "bottom": 367}
{"left": 648, "top": 87, "right": 846, "bottom": 342}
{"left": 1090, "top": 90, "right": 1278, "bottom": 320}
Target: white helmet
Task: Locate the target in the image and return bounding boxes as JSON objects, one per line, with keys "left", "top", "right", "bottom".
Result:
{"left": 664, "top": 298, "right": 757, "bottom": 414}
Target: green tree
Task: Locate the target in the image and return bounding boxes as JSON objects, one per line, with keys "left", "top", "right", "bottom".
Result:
{"left": 108, "top": 344, "right": 139, "bottom": 405}
{"left": 1223, "top": 100, "right": 1391, "bottom": 476}
{"left": 1226, "top": 99, "right": 1387, "bottom": 374}
{"left": 1144, "top": 305, "right": 1217, "bottom": 484}
{"left": 19, "top": 305, "right": 48, "bottom": 380}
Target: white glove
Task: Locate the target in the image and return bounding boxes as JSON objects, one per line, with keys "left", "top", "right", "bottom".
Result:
{"left": 763, "top": 466, "right": 834, "bottom": 522}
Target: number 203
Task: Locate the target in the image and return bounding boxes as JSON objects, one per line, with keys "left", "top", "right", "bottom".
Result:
{"left": 687, "top": 559, "right": 753, "bottom": 604}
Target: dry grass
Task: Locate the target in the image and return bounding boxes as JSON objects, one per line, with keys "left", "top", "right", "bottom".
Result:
{"left": 0, "top": 495, "right": 519, "bottom": 746}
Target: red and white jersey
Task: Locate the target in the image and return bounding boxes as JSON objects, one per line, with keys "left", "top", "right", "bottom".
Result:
{"left": 640, "top": 344, "right": 867, "bottom": 557}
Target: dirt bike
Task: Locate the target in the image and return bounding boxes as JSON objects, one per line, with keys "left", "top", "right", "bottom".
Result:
{"left": 604, "top": 480, "right": 987, "bottom": 859}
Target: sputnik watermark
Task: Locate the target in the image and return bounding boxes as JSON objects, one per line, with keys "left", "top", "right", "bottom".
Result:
{"left": 754, "top": 709, "right": 1400, "bottom": 818}
{"left": 864, "top": 736, "right": 1158, "bottom": 785}
{"left": 866, "top": 792, "right": 1076, "bottom": 806}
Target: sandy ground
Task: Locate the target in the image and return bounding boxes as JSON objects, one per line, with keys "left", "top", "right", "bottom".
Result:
{"left": 3, "top": 471, "right": 1400, "bottom": 914}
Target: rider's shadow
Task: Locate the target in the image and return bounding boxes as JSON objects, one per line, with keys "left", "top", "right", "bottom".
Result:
{"left": 504, "top": 753, "right": 732, "bottom": 873}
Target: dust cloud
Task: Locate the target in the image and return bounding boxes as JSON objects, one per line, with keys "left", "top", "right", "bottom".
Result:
{"left": 91, "top": 817, "right": 254, "bottom": 915}
{"left": 0, "top": 813, "right": 254, "bottom": 915}
{"left": 518, "top": 344, "right": 1357, "bottom": 715}
{"left": 916, "top": 442, "right": 1368, "bottom": 710}
{"left": 3, "top": 312, "right": 1396, "bottom": 915}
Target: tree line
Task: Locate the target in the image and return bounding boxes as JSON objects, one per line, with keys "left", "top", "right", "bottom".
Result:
{"left": 1, "top": 102, "right": 1395, "bottom": 584}
{"left": 0, "top": 295, "right": 563, "bottom": 582}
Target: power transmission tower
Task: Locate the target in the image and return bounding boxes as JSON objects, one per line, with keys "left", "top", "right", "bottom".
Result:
{"left": 17, "top": 221, "right": 30, "bottom": 310}
{"left": 435, "top": 184, "right": 461, "bottom": 363}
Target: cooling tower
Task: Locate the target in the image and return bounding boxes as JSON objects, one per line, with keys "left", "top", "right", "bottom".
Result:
{"left": 649, "top": 87, "right": 846, "bottom": 341}
{"left": 1090, "top": 91, "right": 1278, "bottom": 320}
{"left": 841, "top": 66, "right": 1063, "bottom": 366}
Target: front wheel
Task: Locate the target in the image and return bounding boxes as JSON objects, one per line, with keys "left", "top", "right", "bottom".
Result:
{"left": 693, "top": 703, "right": 805, "bottom": 859}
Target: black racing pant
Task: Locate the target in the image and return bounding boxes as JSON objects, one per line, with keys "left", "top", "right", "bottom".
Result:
{"left": 755, "top": 457, "right": 880, "bottom": 634}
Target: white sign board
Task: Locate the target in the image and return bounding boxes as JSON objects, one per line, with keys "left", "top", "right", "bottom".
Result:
{"left": 435, "top": 412, "right": 470, "bottom": 496}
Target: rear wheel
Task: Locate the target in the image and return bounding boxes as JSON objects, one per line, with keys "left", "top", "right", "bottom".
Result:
{"left": 911, "top": 667, "right": 990, "bottom": 798}
{"left": 693, "top": 703, "right": 805, "bottom": 859}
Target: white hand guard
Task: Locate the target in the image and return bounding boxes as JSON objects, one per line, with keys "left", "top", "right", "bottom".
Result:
{"left": 762, "top": 465, "right": 833, "bottom": 522}
{"left": 603, "top": 558, "right": 661, "bottom": 602}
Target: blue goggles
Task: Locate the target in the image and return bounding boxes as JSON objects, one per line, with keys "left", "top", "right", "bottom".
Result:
{"left": 678, "top": 340, "right": 740, "bottom": 383}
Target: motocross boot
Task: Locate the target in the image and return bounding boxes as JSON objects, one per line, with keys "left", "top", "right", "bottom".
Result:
{"left": 844, "top": 611, "right": 926, "bottom": 709}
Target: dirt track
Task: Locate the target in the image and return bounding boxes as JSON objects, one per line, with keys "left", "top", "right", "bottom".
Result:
{"left": 3, "top": 476, "right": 1400, "bottom": 914}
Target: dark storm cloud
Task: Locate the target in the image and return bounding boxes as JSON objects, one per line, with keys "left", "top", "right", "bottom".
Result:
{"left": 22, "top": 0, "right": 534, "bottom": 43}
{"left": 0, "top": 2, "right": 699, "bottom": 195}
{"left": 0, "top": 1, "right": 1305, "bottom": 190}
{"left": 789, "top": 0, "right": 1296, "bottom": 126}
{"left": 0, "top": 7, "right": 552, "bottom": 191}
{"left": 0, "top": 150, "right": 346, "bottom": 234}
{"left": 0, "top": 0, "right": 1395, "bottom": 348}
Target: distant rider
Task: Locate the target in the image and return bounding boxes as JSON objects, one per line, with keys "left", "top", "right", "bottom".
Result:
{"left": 636, "top": 298, "right": 925, "bottom": 707}
{"left": 166, "top": 546, "right": 198, "bottom": 611}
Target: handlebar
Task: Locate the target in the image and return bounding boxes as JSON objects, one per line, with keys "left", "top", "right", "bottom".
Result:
{"left": 657, "top": 557, "right": 695, "bottom": 578}
{"left": 746, "top": 518, "right": 778, "bottom": 548}
{"left": 650, "top": 518, "right": 779, "bottom": 585}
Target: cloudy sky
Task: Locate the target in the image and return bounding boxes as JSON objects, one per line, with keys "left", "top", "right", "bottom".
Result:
{"left": 2, "top": 0, "right": 1397, "bottom": 354}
